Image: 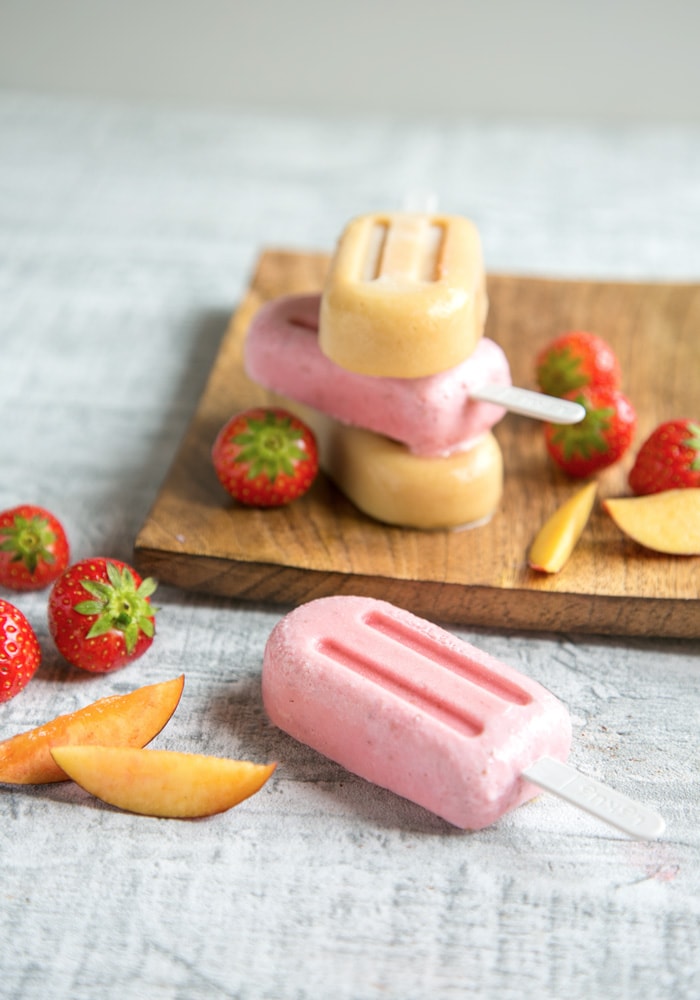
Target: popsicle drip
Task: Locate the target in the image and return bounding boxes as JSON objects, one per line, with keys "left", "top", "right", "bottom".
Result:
{"left": 316, "top": 637, "right": 484, "bottom": 738}
{"left": 363, "top": 610, "right": 533, "bottom": 707}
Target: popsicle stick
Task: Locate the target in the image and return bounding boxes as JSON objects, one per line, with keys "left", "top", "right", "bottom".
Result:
{"left": 398, "top": 196, "right": 581, "bottom": 427}
{"left": 400, "top": 191, "right": 439, "bottom": 213}
{"left": 523, "top": 756, "right": 665, "bottom": 839}
{"left": 473, "top": 384, "right": 586, "bottom": 424}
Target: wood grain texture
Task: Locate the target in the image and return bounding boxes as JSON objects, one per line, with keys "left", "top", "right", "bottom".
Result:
{"left": 134, "top": 250, "right": 700, "bottom": 637}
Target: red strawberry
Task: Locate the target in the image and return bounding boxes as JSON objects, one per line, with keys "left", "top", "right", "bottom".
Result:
{"left": 212, "top": 407, "right": 319, "bottom": 507}
{"left": 48, "top": 558, "right": 157, "bottom": 673}
{"left": 544, "top": 387, "right": 637, "bottom": 478}
{"left": 536, "top": 331, "right": 621, "bottom": 397}
{"left": 0, "top": 505, "right": 70, "bottom": 591}
{"left": 0, "top": 599, "right": 41, "bottom": 703}
{"left": 628, "top": 419, "right": 700, "bottom": 495}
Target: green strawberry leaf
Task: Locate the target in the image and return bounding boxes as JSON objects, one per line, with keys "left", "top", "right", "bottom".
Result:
{"left": 232, "top": 412, "right": 310, "bottom": 484}
{"left": 550, "top": 401, "right": 615, "bottom": 460}
{"left": 74, "top": 600, "right": 108, "bottom": 616}
{"left": 86, "top": 615, "right": 116, "bottom": 640}
{"left": 137, "top": 576, "right": 158, "bottom": 599}
{"left": 538, "top": 346, "right": 589, "bottom": 396}
{"left": 74, "top": 561, "right": 157, "bottom": 651}
{"left": 139, "top": 617, "right": 155, "bottom": 639}
{"left": 80, "top": 579, "right": 113, "bottom": 600}
{"left": 0, "top": 514, "right": 58, "bottom": 575}
{"left": 686, "top": 421, "right": 700, "bottom": 470}
{"left": 122, "top": 621, "right": 140, "bottom": 654}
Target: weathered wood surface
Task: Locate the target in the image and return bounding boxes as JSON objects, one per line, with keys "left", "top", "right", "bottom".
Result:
{"left": 1, "top": 95, "right": 698, "bottom": 1000}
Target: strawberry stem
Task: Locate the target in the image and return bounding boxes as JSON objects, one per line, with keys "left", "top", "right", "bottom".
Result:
{"left": 232, "top": 411, "right": 310, "bottom": 483}
{"left": 75, "top": 563, "right": 157, "bottom": 654}
{"left": 549, "top": 398, "right": 615, "bottom": 460}
{"left": 686, "top": 421, "right": 700, "bottom": 470}
{"left": 0, "top": 514, "right": 57, "bottom": 575}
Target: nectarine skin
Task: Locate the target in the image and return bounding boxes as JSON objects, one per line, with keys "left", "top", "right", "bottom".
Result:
{"left": 0, "top": 675, "right": 185, "bottom": 784}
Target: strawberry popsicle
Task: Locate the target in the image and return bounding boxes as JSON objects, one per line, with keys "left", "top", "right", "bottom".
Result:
{"left": 263, "top": 596, "right": 571, "bottom": 831}
{"left": 244, "top": 293, "right": 510, "bottom": 456}
{"left": 319, "top": 212, "right": 488, "bottom": 377}
{"left": 263, "top": 597, "right": 665, "bottom": 838}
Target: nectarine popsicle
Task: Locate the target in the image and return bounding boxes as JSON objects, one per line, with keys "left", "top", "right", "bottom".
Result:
{"left": 319, "top": 212, "right": 488, "bottom": 377}
{"left": 245, "top": 293, "right": 510, "bottom": 456}
{"left": 263, "top": 597, "right": 665, "bottom": 838}
{"left": 289, "top": 406, "right": 503, "bottom": 530}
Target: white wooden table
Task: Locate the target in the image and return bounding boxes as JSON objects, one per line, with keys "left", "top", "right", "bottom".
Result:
{"left": 0, "top": 93, "right": 698, "bottom": 1000}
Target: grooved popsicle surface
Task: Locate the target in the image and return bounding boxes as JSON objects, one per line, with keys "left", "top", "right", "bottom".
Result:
{"left": 134, "top": 250, "right": 700, "bottom": 637}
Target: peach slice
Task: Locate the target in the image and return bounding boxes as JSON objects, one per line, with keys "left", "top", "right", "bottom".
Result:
{"left": 50, "top": 746, "right": 276, "bottom": 818}
{"left": 0, "top": 675, "right": 185, "bottom": 784}
{"left": 603, "top": 488, "right": 700, "bottom": 554}
{"left": 528, "top": 481, "right": 598, "bottom": 573}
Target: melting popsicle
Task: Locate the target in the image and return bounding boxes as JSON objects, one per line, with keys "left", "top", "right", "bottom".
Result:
{"left": 262, "top": 597, "right": 665, "bottom": 839}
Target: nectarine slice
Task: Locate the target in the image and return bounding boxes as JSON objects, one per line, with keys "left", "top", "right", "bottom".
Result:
{"left": 0, "top": 675, "right": 184, "bottom": 784}
{"left": 50, "top": 746, "right": 276, "bottom": 818}
{"left": 603, "top": 488, "right": 700, "bottom": 554}
{"left": 528, "top": 481, "right": 598, "bottom": 573}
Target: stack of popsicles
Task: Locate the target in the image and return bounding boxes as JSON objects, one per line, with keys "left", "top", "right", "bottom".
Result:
{"left": 244, "top": 211, "right": 511, "bottom": 529}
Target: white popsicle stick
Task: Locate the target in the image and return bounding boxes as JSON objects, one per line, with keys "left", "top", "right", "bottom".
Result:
{"left": 472, "top": 384, "right": 586, "bottom": 424}
{"left": 398, "top": 195, "right": 584, "bottom": 427}
{"left": 401, "top": 191, "right": 439, "bottom": 213}
{"left": 522, "top": 756, "right": 666, "bottom": 839}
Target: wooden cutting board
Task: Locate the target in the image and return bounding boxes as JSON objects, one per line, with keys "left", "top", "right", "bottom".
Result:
{"left": 134, "top": 250, "right": 700, "bottom": 638}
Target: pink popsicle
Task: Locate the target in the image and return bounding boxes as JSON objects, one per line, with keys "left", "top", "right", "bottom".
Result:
{"left": 244, "top": 294, "right": 511, "bottom": 456}
{"left": 262, "top": 596, "right": 572, "bottom": 831}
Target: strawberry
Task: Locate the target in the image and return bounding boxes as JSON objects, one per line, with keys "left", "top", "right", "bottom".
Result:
{"left": 212, "top": 407, "right": 319, "bottom": 507}
{"left": 544, "top": 387, "right": 637, "bottom": 478}
{"left": 48, "top": 558, "right": 157, "bottom": 673}
{"left": 0, "top": 505, "right": 70, "bottom": 591}
{"left": 536, "top": 331, "right": 621, "bottom": 397}
{"left": 628, "top": 419, "right": 700, "bottom": 495}
{"left": 0, "top": 599, "right": 42, "bottom": 703}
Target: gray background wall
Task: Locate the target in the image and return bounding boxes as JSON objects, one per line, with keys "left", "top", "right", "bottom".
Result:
{"left": 1, "top": 0, "right": 699, "bottom": 122}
